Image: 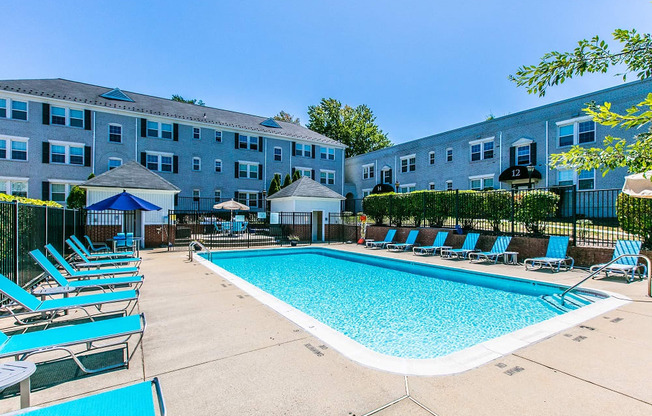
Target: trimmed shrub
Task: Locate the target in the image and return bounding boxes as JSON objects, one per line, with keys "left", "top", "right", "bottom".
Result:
{"left": 617, "top": 192, "right": 652, "bottom": 249}
{"left": 362, "top": 193, "right": 392, "bottom": 224}
{"left": 0, "top": 193, "right": 62, "bottom": 208}
{"left": 423, "top": 191, "right": 454, "bottom": 227}
{"left": 481, "top": 190, "right": 512, "bottom": 232}
{"left": 514, "top": 190, "right": 560, "bottom": 234}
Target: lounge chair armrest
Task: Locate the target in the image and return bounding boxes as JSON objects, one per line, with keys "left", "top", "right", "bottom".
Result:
{"left": 153, "top": 377, "right": 167, "bottom": 416}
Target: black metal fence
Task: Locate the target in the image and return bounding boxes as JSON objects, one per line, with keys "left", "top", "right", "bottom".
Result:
{"left": 326, "top": 212, "right": 361, "bottom": 243}
{"left": 353, "top": 187, "right": 649, "bottom": 248}
{"left": 167, "top": 210, "right": 312, "bottom": 249}
{"left": 0, "top": 201, "right": 84, "bottom": 287}
{"left": 176, "top": 196, "right": 268, "bottom": 212}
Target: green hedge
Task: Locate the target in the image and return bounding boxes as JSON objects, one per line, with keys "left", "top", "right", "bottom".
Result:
{"left": 617, "top": 193, "right": 652, "bottom": 249}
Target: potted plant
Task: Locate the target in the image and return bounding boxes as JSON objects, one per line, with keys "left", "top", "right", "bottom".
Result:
{"left": 288, "top": 235, "right": 300, "bottom": 246}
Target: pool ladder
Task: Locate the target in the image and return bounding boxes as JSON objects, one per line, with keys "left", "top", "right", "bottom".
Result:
{"left": 188, "top": 240, "right": 211, "bottom": 262}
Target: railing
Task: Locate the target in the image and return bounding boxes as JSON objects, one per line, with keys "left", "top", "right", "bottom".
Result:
{"left": 560, "top": 254, "right": 652, "bottom": 305}
{"left": 188, "top": 240, "right": 211, "bottom": 262}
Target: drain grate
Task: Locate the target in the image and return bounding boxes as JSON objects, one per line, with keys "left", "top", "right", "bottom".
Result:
{"left": 504, "top": 366, "right": 524, "bottom": 376}
{"left": 611, "top": 317, "right": 624, "bottom": 323}
{"left": 579, "top": 325, "right": 595, "bottom": 331}
{"left": 495, "top": 362, "right": 507, "bottom": 368}
{"left": 572, "top": 335, "right": 587, "bottom": 342}
{"left": 304, "top": 343, "right": 324, "bottom": 357}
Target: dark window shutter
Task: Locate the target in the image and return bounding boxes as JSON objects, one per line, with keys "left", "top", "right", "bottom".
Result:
{"left": 173, "top": 155, "right": 179, "bottom": 173}
{"left": 234, "top": 133, "right": 239, "bottom": 149}
{"left": 530, "top": 143, "right": 537, "bottom": 166}
{"left": 234, "top": 191, "right": 239, "bottom": 201}
{"left": 291, "top": 142, "right": 296, "bottom": 156}
{"left": 42, "top": 103, "right": 50, "bottom": 125}
{"left": 258, "top": 136, "right": 263, "bottom": 152}
{"left": 509, "top": 147, "right": 516, "bottom": 166}
{"left": 234, "top": 162, "right": 239, "bottom": 178}
{"left": 173, "top": 123, "right": 179, "bottom": 141}
{"left": 291, "top": 167, "right": 295, "bottom": 175}
{"left": 258, "top": 164, "right": 263, "bottom": 180}
{"left": 174, "top": 194, "right": 179, "bottom": 206}
{"left": 311, "top": 169, "right": 315, "bottom": 180}
{"left": 84, "top": 146, "right": 92, "bottom": 167}
{"left": 42, "top": 181, "right": 50, "bottom": 200}
{"left": 312, "top": 145, "right": 316, "bottom": 159}
{"left": 42, "top": 142, "right": 50, "bottom": 163}
{"left": 84, "top": 110, "right": 92, "bottom": 130}
{"left": 140, "top": 118, "right": 147, "bottom": 137}
{"left": 140, "top": 152, "right": 146, "bottom": 166}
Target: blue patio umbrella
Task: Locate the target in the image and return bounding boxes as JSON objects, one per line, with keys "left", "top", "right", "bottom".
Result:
{"left": 86, "top": 190, "right": 162, "bottom": 212}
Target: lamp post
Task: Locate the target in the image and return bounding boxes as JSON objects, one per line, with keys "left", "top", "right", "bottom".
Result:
{"left": 395, "top": 180, "right": 400, "bottom": 193}
{"left": 261, "top": 189, "right": 267, "bottom": 211}
{"left": 527, "top": 165, "right": 535, "bottom": 189}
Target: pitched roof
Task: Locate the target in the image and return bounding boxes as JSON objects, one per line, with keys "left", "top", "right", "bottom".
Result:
{"left": 81, "top": 161, "right": 180, "bottom": 192}
{"left": 0, "top": 78, "right": 343, "bottom": 147}
{"left": 267, "top": 176, "right": 345, "bottom": 200}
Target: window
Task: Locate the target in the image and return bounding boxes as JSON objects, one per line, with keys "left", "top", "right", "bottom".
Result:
{"left": 238, "top": 191, "right": 259, "bottom": 208}
{"left": 381, "top": 168, "right": 392, "bottom": 184}
{"left": 429, "top": 151, "right": 435, "bottom": 165}
{"left": 239, "top": 162, "right": 259, "bottom": 179}
{"left": 0, "top": 179, "right": 28, "bottom": 197}
{"left": 398, "top": 184, "right": 416, "bottom": 194}
{"left": 429, "top": 182, "right": 435, "bottom": 190}
{"left": 193, "top": 127, "right": 201, "bottom": 140}
{"left": 192, "top": 189, "right": 200, "bottom": 199}
{"left": 50, "top": 142, "right": 84, "bottom": 165}
{"left": 470, "top": 138, "right": 494, "bottom": 161}
{"left": 578, "top": 170, "right": 595, "bottom": 190}
{"left": 108, "top": 158, "right": 122, "bottom": 170}
{"left": 0, "top": 137, "right": 28, "bottom": 161}
{"left": 108, "top": 124, "right": 122, "bottom": 143}
{"left": 214, "top": 189, "right": 222, "bottom": 203}
{"left": 0, "top": 99, "right": 5, "bottom": 118}
{"left": 400, "top": 155, "right": 416, "bottom": 172}
{"left": 558, "top": 170, "right": 574, "bottom": 186}
{"left": 362, "top": 164, "right": 375, "bottom": 180}
{"left": 146, "top": 152, "right": 173, "bottom": 172}
{"left": 362, "top": 189, "right": 372, "bottom": 198}
{"left": 446, "top": 148, "right": 453, "bottom": 162}
{"left": 516, "top": 145, "right": 530, "bottom": 165}
{"left": 192, "top": 157, "right": 201, "bottom": 171}
{"left": 0, "top": 99, "right": 27, "bottom": 120}
{"left": 557, "top": 117, "right": 595, "bottom": 147}
{"left": 147, "top": 121, "right": 172, "bottom": 139}
{"left": 273, "top": 147, "right": 282, "bottom": 162}
{"left": 214, "top": 159, "right": 222, "bottom": 173}
{"left": 239, "top": 135, "right": 259, "bottom": 150}
{"left": 295, "top": 143, "right": 311, "bottom": 157}
{"left": 446, "top": 180, "right": 453, "bottom": 191}
{"left": 469, "top": 175, "right": 494, "bottom": 190}
{"left": 51, "top": 106, "right": 84, "bottom": 128}
{"left": 295, "top": 167, "right": 312, "bottom": 178}
{"left": 320, "top": 170, "right": 335, "bottom": 185}
{"left": 320, "top": 147, "right": 335, "bottom": 160}
{"left": 50, "top": 183, "right": 68, "bottom": 204}
{"left": 215, "top": 131, "right": 222, "bottom": 142}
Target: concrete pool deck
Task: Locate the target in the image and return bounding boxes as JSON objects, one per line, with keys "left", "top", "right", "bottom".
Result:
{"left": 1, "top": 244, "right": 651, "bottom": 415}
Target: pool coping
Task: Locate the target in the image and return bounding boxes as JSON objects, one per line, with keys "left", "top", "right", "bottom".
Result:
{"left": 195, "top": 246, "right": 630, "bottom": 376}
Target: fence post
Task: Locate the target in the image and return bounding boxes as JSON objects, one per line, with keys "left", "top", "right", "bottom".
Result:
{"left": 510, "top": 189, "right": 515, "bottom": 235}
{"left": 62, "top": 207, "right": 66, "bottom": 254}
{"left": 44, "top": 205, "right": 49, "bottom": 247}
{"left": 455, "top": 190, "right": 460, "bottom": 229}
{"left": 571, "top": 187, "right": 577, "bottom": 246}
{"left": 13, "top": 201, "right": 19, "bottom": 284}
{"left": 422, "top": 192, "right": 426, "bottom": 227}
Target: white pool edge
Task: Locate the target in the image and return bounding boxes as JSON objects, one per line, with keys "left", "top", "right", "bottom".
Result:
{"left": 195, "top": 249, "right": 630, "bottom": 376}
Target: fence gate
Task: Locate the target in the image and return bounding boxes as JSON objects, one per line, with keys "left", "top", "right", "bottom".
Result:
{"left": 326, "top": 212, "right": 360, "bottom": 243}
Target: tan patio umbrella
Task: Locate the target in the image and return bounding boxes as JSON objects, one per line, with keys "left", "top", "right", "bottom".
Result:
{"left": 622, "top": 171, "right": 652, "bottom": 198}
{"left": 213, "top": 199, "right": 250, "bottom": 220}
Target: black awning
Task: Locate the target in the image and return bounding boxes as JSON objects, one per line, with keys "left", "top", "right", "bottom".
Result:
{"left": 371, "top": 183, "right": 396, "bottom": 194}
{"left": 499, "top": 166, "right": 542, "bottom": 182}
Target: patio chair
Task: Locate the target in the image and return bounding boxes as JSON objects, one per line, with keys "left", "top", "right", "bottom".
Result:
{"left": 524, "top": 236, "right": 574, "bottom": 272}
{"left": 72, "top": 235, "right": 136, "bottom": 259}
{"left": 441, "top": 233, "right": 480, "bottom": 259}
{"left": 468, "top": 236, "right": 512, "bottom": 264}
{"left": 45, "top": 244, "right": 140, "bottom": 278}
{"left": 30, "top": 249, "right": 144, "bottom": 292}
{"left": 114, "top": 232, "right": 127, "bottom": 251}
{"left": 0, "top": 313, "right": 145, "bottom": 374}
{"left": 365, "top": 229, "right": 397, "bottom": 249}
{"left": 590, "top": 240, "right": 647, "bottom": 282}
{"left": 66, "top": 239, "right": 141, "bottom": 268}
{"left": 125, "top": 232, "right": 135, "bottom": 250}
{"left": 387, "top": 230, "right": 420, "bottom": 252}
{"left": 0, "top": 273, "right": 139, "bottom": 325}
{"left": 11, "top": 378, "right": 165, "bottom": 416}
{"left": 83, "top": 235, "right": 111, "bottom": 253}
{"left": 413, "top": 231, "right": 450, "bottom": 256}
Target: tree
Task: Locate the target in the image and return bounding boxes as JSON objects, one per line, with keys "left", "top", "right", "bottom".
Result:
{"left": 268, "top": 174, "right": 281, "bottom": 196}
{"left": 509, "top": 28, "right": 652, "bottom": 175}
{"left": 66, "top": 172, "right": 94, "bottom": 209}
{"left": 171, "top": 94, "right": 205, "bottom": 106}
{"left": 306, "top": 98, "right": 392, "bottom": 157}
{"left": 282, "top": 174, "right": 292, "bottom": 188}
{"left": 274, "top": 111, "right": 300, "bottom": 125}
{"left": 292, "top": 170, "right": 302, "bottom": 182}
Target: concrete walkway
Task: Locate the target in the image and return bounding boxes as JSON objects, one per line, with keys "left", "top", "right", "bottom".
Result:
{"left": 1, "top": 245, "right": 651, "bottom": 415}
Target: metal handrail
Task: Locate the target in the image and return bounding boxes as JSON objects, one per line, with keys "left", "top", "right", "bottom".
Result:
{"left": 560, "top": 254, "right": 651, "bottom": 305}
{"left": 188, "top": 240, "right": 211, "bottom": 262}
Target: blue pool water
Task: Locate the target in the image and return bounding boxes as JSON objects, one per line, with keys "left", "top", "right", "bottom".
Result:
{"left": 205, "top": 248, "right": 594, "bottom": 359}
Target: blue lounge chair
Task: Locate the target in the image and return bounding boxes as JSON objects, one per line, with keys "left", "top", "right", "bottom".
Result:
{"left": 387, "top": 230, "right": 420, "bottom": 252}
{"left": 590, "top": 240, "right": 647, "bottom": 282}
{"left": 468, "top": 236, "right": 512, "bottom": 264}
{"left": 84, "top": 235, "right": 111, "bottom": 253}
{"left": 12, "top": 378, "right": 165, "bottom": 415}
{"left": 524, "top": 236, "right": 574, "bottom": 272}
{"left": 45, "top": 244, "right": 139, "bottom": 278}
{"left": 0, "top": 273, "right": 138, "bottom": 325}
{"left": 442, "top": 233, "right": 480, "bottom": 259}
{"left": 114, "top": 232, "right": 127, "bottom": 251}
{"left": 66, "top": 239, "right": 141, "bottom": 268}
{"left": 366, "top": 229, "right": 397, "bottom": 249}
{"left": 72, "top": 235, "right": 136, "bottom": 259}
{"left": 413, "top": 231, "right": 450, "bottom": 256}
{"left": 30, "top": 250, "right": 144, "bottom": 292}
{"left": 0, "top": 313, "right": 145, "bottom": 374}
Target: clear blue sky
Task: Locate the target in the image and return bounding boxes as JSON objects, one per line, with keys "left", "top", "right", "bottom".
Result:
{"left": 2, "top": 1, "right": 650, "bottom": 144}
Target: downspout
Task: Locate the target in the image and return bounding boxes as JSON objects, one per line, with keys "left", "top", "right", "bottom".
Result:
{"left": 92, "top": 111, "right": 96, "bottom": 174}
{"left": 135, "top": 118, "right": 138, "bottom": 161}
{"left": 264, "top": 138, "right": 267, "bottom": 187}
{"left": 341, "top": 149, "right": 344, "bottom": 195}
{"left": 498, "top": 131, "right": 502, "bottom": 190}
{"left": 375, "top": 159, "right": 378, "bottom": 185}
{"left": 545, "top": 121, "right": 549, "bottom": 187}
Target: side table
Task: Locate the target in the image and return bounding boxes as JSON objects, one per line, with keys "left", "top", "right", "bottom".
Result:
{"left": 503, "top": 251, "right": 519, "bottom": 265}
{"left": 0, "top": 361, "right": 36, "bottom": 409}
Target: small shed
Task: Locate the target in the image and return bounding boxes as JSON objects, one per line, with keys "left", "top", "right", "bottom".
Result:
{"left": 267, "top": 176, "right": 345, "bottom": 241}
{"left": 81, "top": 161, "right": 180, "bottom": 246}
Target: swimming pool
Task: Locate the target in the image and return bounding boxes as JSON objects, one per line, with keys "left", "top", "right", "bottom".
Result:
{"left": 199, "top": 247, "right": 627, "bottom": 375}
